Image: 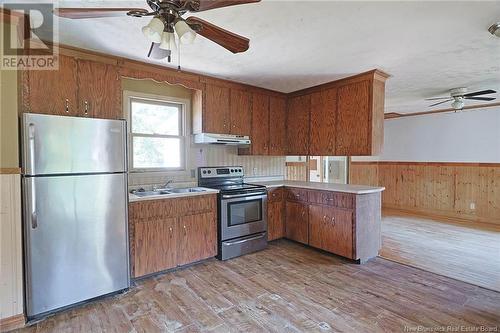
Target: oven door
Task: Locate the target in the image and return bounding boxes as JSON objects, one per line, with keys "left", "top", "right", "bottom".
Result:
{"left": 220, "top": 191, "right": 267, "bottom": 241}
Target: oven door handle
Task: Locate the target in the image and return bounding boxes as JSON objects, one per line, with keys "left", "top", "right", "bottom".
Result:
{"left": 221, "top": 191, "right": 267, "bottom": 199}
{"left": 222, "top": 233, "right": 266, "bottom": 246}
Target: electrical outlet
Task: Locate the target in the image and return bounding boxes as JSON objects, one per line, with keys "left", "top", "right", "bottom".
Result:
{"left": 253, "top": 167, "right": 258, "bottom": 175}
{"left": 470, "top": 202, "right": 476, "bottom": 210}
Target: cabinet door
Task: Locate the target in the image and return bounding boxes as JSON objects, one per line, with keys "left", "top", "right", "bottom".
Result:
{"left": 251, "top": 93, "right": 270, "bottom": 155}
{"left": 308, "top": 204, "right": 325, "bottom": 249}
{"left": 285, "top": 201, "right": 308, "bottom": 244}
{"left": 177, "top": 212, "right": 217, "bottom": 266}
{"left": 268, "top": 201, "right": 284, "bottom": 241}
{"left": 204, "top": 84, "right": 230, "bottom": 133}
{"left": 230, "top": 88, "right": 251, "bottom": 136}
{"left": 287, "top": 94, "right": 310, "bottom": 155}
{"left": 309, "top": 88, "right": 337, "bottom": 155}
{"left": 77, "top": 59, "right": 121, "bottom": 119}
{"left": 322, "top": 206, "right": 354, "bottom": 258}
{"left": 269, "top": 96, "right": 287, "bottom": 155}
{"left": 134, "top": 218, "right": 177, "bottom": 277}
{"left": 27, "top": 54, "right": 78, "bottom": 116}
{"left": 336, "top": 80, "right": 371, "bottom": 155}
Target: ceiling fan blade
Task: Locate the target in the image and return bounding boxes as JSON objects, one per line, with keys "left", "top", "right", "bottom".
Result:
{"left": 463, "top": 89, "right": 496, "bottom": 97}
{"left": 425, "top": 97, "right": 452, "bottom": 100}
{"left": 190, "top": 0, "right": 261, "bottom": 12}
{"left": 53, "top": 8, "right": 147, "bottom": 19}
{"left": 147, "top": 43, "right": 170, "bottom": 60}
{"left": 186, "top": 17, "right": 249, "bottom": 53}
{"left": 464, "top": 96, "right": 496, "bottom": 101}
{"left": 428, "top": 99, "right": 452, "bottom": 107}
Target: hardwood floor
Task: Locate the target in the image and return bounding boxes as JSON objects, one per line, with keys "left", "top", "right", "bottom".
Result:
{"left": 14, "top": 240, "right": 499, "bottom": 332}
{"left": 380, "top": 210, "right": 500, "bottom": 292}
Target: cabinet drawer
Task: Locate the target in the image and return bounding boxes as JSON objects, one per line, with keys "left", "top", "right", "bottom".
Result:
{"left": 308, "top": 190, "right": 334, "bottom": 206}
{"left": 332, "top": 193, "right": 354, "bottom": 209}
{"left": 285, "top": 187, "right": 308, "bottom": 202}
{"left": 129, "top": 200, "right": 176, "bottom": 220}
{"left": 176, "top": 194, "right": 216, "bottom": 216}
{"left": 268, "top": 188, "right": 283, "bottom": 202}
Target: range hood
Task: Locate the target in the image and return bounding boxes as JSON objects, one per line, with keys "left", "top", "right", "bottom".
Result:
{"left": 194, "top": 133, "right": 251, "bottom": 145}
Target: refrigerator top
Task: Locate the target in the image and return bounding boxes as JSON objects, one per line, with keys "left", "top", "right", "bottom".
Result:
{"left": 22, "top": 113, "right": 127, "bottom": 176}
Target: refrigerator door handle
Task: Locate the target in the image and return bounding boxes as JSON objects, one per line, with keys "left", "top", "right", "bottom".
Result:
{"left": 28, "top": 123, "right": 36, "bottom": 175}
{"left": 26, "top": 177, "right": 37, "bottom": 229}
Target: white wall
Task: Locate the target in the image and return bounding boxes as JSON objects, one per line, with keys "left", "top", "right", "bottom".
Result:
{"left": 0, "top": 174, "right": 23, "bottom": 320}
{"left": 353, "top": 107, "right": 500, "bottom": 163}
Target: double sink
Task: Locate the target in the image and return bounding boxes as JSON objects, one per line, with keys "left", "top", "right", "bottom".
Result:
{"left": 131, "top": 187, "right": 207, "bottom": 197}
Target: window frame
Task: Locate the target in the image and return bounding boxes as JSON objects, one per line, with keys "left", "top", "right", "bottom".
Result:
{"left": 124, "top": 90, "right": 190, "bottom": 174}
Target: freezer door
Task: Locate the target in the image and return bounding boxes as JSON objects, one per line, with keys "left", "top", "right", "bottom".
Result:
{"left": 23, "top": 174, "right": 130, "bottom": 317}
{"left": 22, "top": 113, "right": 127, "bottom": 175}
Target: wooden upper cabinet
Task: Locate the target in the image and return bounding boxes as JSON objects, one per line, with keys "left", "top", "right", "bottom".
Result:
{"left": 309, "top": 88, "right": 337, "bottom": 155}
{"left": 287, "top": 94, "right": 311, "bottom": 155}
{"left": 77, "top": 59, "right": 121, "bottom": 119}
{"left": 230, "top": 88, "right": 251, "bottom": 136}
{"left": 336, "top": 72, "right": 387, "bottom": 156}
{"left": 250, "top": 93, "right": 270, "bottom": 155}
{"left": 203, "top": 83, "right": 230, "bottom": 134}
{"left": 336, "top": 80, "right": 370, "bottom": 156}
{"left": 26, "top": 54, "right": 78, "bottom": 116}
{"left": 269, "top": 96, "right": 287, "bottom": 155}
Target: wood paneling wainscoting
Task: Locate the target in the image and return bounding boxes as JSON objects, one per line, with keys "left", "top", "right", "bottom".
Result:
{"left": 350, "top": 161, "right": 500, "bottom": 226}
{"left": 285, "top": 161, "right": 307, "bottom": 181}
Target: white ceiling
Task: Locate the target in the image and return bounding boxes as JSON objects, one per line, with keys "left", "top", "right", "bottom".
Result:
{"left": 51, "top": 0, "right": 500, "bottom": 114}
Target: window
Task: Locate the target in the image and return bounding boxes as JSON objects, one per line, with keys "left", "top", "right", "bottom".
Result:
{"left": 128, "top": 96, "right": 186, "bottom": 171}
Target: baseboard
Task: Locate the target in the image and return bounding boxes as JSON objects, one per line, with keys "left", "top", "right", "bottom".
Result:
{"left": 0, "top": 314, "right": 25, "bottom": 332}
{"left": 382, "top": 207, "right": 500, "bottom": 230}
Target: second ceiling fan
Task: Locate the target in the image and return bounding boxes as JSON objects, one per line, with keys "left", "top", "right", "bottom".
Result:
{"left": 54, "top": 0, "right": 260, "bottom": 62}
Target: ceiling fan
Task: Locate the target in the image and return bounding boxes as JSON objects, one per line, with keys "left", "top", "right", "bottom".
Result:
{"left": 53, "top": 0, "right": 260, "bottom": 63}
{"left": 426, "top": 88, "right": 497, "bottom": 110}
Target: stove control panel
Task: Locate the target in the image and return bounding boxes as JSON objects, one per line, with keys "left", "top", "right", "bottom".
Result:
{"left": 198, "top": 166, "right": 244, "bottom": 178}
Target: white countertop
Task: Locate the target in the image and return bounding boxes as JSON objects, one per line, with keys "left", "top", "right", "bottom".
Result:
{"left": 251, "top": 181, "right": 385, "bottom": 194}
{"left": 129, "top": 187, "right": 219, "bottom": 203}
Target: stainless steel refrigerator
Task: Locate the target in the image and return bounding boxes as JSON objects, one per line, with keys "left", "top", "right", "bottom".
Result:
{"left": 21, "top": 113, "right": 130, "bottom": 319}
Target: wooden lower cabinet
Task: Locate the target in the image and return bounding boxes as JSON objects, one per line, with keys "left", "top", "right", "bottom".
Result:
{"left": 281, "top": 187, "right": 381, "bottom": 262}
{"left": 129, "top": 194, "right": 217, "bottom": 278}
{"left": 309, "top": 205, "right": 353, "bottom": 259}
{"left": 267, "top": 201, "right": 284, "bottom": 241}
{"left": 134, "top": 218, "right": 177, "bottom": 277}
{"left": 285, "top": 201, "right": 309, "bottom": 244}
{"left": 177, "top": 212, "right": 217, "bottom": 266}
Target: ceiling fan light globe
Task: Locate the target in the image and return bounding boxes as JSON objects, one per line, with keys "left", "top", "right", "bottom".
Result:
{"left": 159, "top": 31, "right": 170, "bottom": 50}
{"left": 142, "top": 17, "right": 164, "bottom": 43}
{"left": 175, "top": 20, "right": 196, "bottom": 44}
{"left": 159, "top": 32, "right": 178, "bottom": 52}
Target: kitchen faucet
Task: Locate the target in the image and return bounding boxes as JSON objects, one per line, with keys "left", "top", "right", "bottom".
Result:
{"left": 153, "top": 180, "right": 173, "bottom": 191}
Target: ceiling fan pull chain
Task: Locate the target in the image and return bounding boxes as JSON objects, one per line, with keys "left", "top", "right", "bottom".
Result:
{"left": 177, "top": 38, "right": 181, "bottom": 71}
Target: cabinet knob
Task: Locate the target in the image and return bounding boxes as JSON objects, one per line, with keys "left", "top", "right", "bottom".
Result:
{"left": 183, "top": 225, "right": 187, "bottom": 235}
{"left": 65, "top": 99, "right": 69, "bottom": 113}
{"left": 331, "top": 217, "right": 336, "bottom": 226}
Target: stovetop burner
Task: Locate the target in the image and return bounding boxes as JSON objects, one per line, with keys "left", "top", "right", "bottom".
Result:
{"left": 212, "top": 183, "right": 265, "bottom": 192}
{"left": 197, "top": 166, "right": 266, "bottom": 194}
